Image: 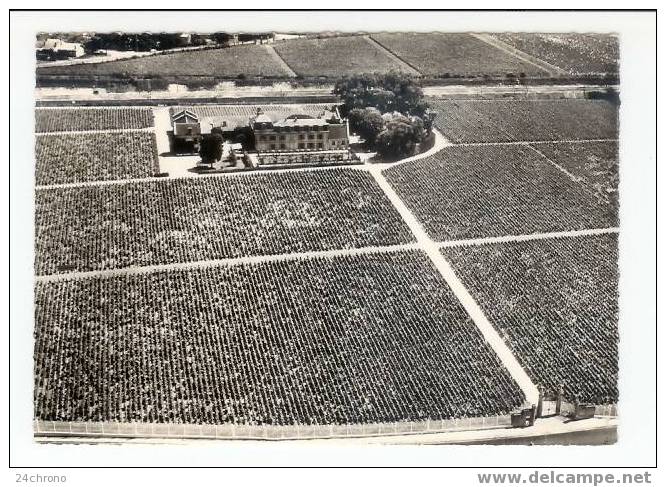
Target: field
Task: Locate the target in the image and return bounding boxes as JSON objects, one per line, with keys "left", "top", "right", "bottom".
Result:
{"left": 36, "top": 132, "right": 159, "bottom": 185}
{"left": 272, "top": 36, "right": 412, "bottom": 77}
{"left": 35, "top": 107, "right": 154, "bottom": 133}
{"left": 34, "top": 33, "right": 622, "bottom": 83}
{"left": 35, "top": 168, "right": 415, "bottom": 275}
{"left": 532, "top": 141, "right": 619, "bottom": 210}
{"left": 384, "top": 144, "right": 616, "bottom": 242}
{"left": 34, "top": 250, "right": 524, "bottom": 424}
{"left": 491, "top": 33, "right": 619, "bottom": 75}
{"left": 442, "top": 233, "right": 618, "bottom": 404}
{"left": 173, "top": 103, "right": 335, "bottom": 129}
{"left": 37, "top": 44, "right": 292, "bottom": 78}
{"left": 428, "top": 99, "right": 618, "bottom": 143}
{"left": 32, "top": 91, "right": 622, "bottom": 436}
{"left": 34, "top": 34, "right": 621, "bottom": 82}
{"left": 371, "top": 33, "right": 547, "bottom": 77}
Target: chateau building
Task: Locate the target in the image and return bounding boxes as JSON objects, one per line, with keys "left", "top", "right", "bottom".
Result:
{"left": 251, "top": 109, "right": 349, "bottom": 152}
{"left": 168, "top": 106, "right": 349, "bottom": 155}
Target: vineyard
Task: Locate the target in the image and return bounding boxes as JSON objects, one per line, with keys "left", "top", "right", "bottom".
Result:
{"left": 272, "top": 36, "right": 412, "bottom": 77}
{"left": 533, "top": 141, "right": 619, "bottom": 211}
{"left": 383, "top": 144, "right": 616, "bottom": 242}
{"left": 35, "top": 107, "right": 154, "bottom": 133}
{"left": 428, "top": 99, "right": 619, "bottom": 143}
{"left": 370, "top": 33, "right": 547, "bottom": 77}
{"left": 36, "top": 44, "right": 292, "bottom": 78}
{"left": 491, "top": 33, "right": 619, "bottom": 75}
{"left": 442, "top": 233, "right": 619, "bottom": 404}
{"left": 35, "top": 33, "right": 621, "bottom": 83}
{"left": 36, "top": 132, "right": 159, "bottom": 185}
{"left": 34, "top": 250, "right": 524, "bottom": 424}
{"left": 31, "top": 76, "right": 623, "bottom": 438}
{"left": 35, "top": 168, "right": 415, "bottom": 275}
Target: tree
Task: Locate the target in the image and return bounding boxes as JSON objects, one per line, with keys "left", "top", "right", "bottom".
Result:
{"left": 375, "top": 113, "right": 425, "bottom": 160}
{"left": 83, "top": 36, "right": 104, "bottom": 54}
{"left": 332, "top": 73, "right": 376, "bottom": 115}
{"left": 348, "top": 107, "right": 385, "bottom": 146}
{"left": 154, "top": 33, "right": 181, "bottom": 51}
{"left": 422, "top": 108, "right": 437, "bottom": 134}
{"left": 199, "top": 134, "right": 224, "bottom": 166}
{"left": 190, "top": 34, "right": 208, "bottom": 47}
{"left": 379, "top": 72, "right": 427, "bottom": 117}
{"left": 586, "top": 86, "right": 620, "bottom": 106}
{"left": 211, "top": 32, "right": 234, "bottom": 46}
{"left": 333, "top": 72, "right": 427, "bottom": 118}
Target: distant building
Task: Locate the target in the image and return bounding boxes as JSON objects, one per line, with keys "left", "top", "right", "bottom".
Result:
{"left": 251, "top": 109, "right": 349, "bottom": 152}
{"left": 36, "top": 38, "right": 84, "bottom": 60}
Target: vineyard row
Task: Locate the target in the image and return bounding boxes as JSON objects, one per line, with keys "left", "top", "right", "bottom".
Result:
{"left": 35, "top": 250, "right": 525, "bottom": 425}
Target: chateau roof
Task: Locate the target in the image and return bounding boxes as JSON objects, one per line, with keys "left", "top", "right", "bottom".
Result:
{"left": 254, "top": 113, "right": 273, "bottom": 124}
{"left": 171, "top": 109, "right": 199, "bottom": 123}
{"left": 273, "top": 117, "right": 328, "bottom": 128}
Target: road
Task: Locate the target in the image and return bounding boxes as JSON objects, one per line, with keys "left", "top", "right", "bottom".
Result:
{"left": 34, "top": 82, "right": 618, "bottom": 105}
{"left": 462, "top": 426, "right": 617, "bottom": 446}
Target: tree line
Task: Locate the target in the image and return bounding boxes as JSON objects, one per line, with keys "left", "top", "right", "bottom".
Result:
{"left": 80, "top": 32, "right": 272, "bottom": 53}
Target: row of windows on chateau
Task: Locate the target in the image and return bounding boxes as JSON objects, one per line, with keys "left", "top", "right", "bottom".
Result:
{"left": 257, "top": 133, "right": 326, "bottom": 142}
{"left": 263, "top": 139, "right": 346, "bottom": 150}
{"left": 264, "top": 124, "right": 330, "bottom": 133}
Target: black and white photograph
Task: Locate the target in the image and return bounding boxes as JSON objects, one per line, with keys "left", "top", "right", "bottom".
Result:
{"left": 7, "top": 7, "right": 659, "bottom": 484}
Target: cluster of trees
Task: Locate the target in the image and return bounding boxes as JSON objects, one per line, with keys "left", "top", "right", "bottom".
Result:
{"left": 210, "top": 33, "right": 271, "bottom": 45}
{"left": 586, "top": 87, "right": 620, "bottom": 106}
{"left": 80, "top": 32, "right": 273, "bottom": 54}
{"left": 334, "top": 72, "right": 429, "bottom": 117}
{"left": 83, "top": 33, "right": 211, "bottom": 53}
{"left": 347, "top": 109, "right": 428, "bottom": 159}
{"left": 335, "top": 73, "right": 436, "bottom": 160}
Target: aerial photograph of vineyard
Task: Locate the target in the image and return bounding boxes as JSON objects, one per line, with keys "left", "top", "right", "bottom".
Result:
{"left": 33, "top": 29, "right": 620, "bottom": 445}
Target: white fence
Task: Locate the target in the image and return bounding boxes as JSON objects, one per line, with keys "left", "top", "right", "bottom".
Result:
{"left": 34, "top": 404, "right": 618, "bottom": 440}
{"left": 34, "top": 415, "right": 512, "bottom": 441}
{"left": 256, "top": 150, "right": 360, "bottom": 166}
